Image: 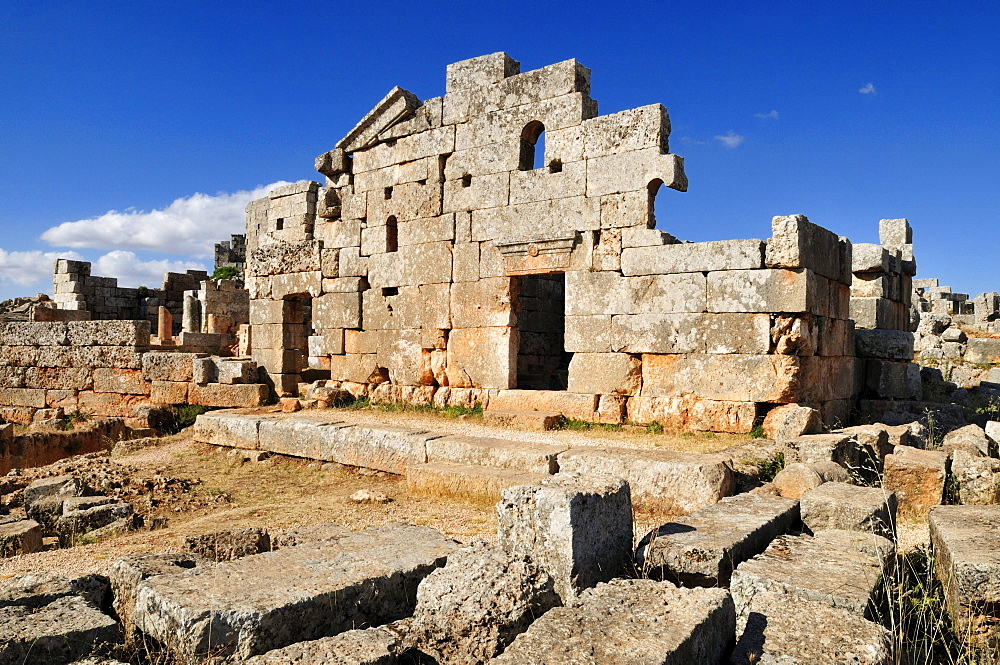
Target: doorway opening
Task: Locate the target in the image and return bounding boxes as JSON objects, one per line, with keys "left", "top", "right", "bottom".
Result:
{"left": 513, "top": 273, "right": 570, "bottom": 390}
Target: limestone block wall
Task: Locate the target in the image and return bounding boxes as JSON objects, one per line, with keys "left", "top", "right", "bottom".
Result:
{"left": 215, "top": 234, "right": 246, "bottom": 276}
{"left": 240, "top": 53, "right": 864, "bottom": 432}
{"left": 53, "top": 259, "right": 209, "bottom": 333}
{"left": 0, "top": 321, "right": 266, "bottom": 426}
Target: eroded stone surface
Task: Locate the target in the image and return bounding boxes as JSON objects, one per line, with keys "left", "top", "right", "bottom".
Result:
{"left": 0, "top": 595, "right": 121, "bottom": 665}
{"left": 800, "top": 482, "right": 897, "bottom": 540}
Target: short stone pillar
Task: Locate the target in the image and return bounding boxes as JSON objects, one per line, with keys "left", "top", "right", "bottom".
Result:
{"left": 497, "top": 474, "right": 633, "bottom": 603}
{"left": 182, "top": 294, "right": 201, "bottom": 333}
{"left": 157, "top": 306, "right": 173, "bottom": 343}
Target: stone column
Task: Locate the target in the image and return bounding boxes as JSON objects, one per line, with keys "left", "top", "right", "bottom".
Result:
{"left": 157, "top": 307, "right": 173, "bottom": 342}
{"left": 183, "top": 293, "right": 201, "bottom": 333}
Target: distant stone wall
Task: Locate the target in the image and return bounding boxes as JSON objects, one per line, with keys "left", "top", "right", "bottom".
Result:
{"left": 215, "top": 234, "right": 246, "bottom": 276}
{"left": 0, "top": 321, "right": 267, "bottom": 427}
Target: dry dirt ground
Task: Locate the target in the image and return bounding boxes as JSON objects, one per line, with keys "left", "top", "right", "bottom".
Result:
{"left": 0, "top": 406, "right": 931, "bottom": 579}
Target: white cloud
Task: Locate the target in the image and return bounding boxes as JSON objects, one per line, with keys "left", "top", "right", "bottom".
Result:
{"left": 92, "top": 250, "right": 207, "bottom": 288}
{"left": 39, "top": 181, "right": 292, "bottom": 257}
{"left": 714, "top": 131, "right": 745, "bottom": 148}
{"left": 754, "top": 110, "right": 779, "bottom": 119}
{"left": 859, "top": 82, "right": 876, "bottom": 95}
{"left": 678, "top": 136, "right": 709, "bottom": 146}
{"left": 0, "top": 248, "right": 83, "bottom": 289}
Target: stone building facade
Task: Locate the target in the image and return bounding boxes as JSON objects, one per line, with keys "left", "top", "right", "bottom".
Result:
{"left": 241, "top": 53, "right": 872, "bottom": 432}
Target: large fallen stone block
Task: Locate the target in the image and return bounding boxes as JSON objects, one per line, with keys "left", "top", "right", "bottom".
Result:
{"left": 637, "top": 493, "right": 800, "bottom": 587}
{"left": 0, "top": 595, "right": 121, "bottom": 665}
{"left": 771, "top": 462, "right": 824, "bottom": 498}
{"left": 0, "top": 519, "right": 42, "bottom": 557}
{"left": 731, "top": 590, "right": 893, "bottom": 665}
{"left": 56, "top": 499, "right": 134, "bottom": 546}
{"left": 731, "top": 529, "right": 895, "bottom": 622}
{"left": 109, "top": 552, "right": 208, "bottom": 643}
{"left": 951, "top": 450, "right": 1000, "bottom": 505}
{"left": 497, "top": 475, "right": 632, "bottom": 603}
{"left": 556, "top": 447, "right": 734, "bottom": 512}
{"left": 192, "top": 411, "right": 265, "bottom": 449}
{"left": 425, "top": 434, "right": 563, "bottom": 473}
{"left": 785, "top": 433, "right": 878, "bottom": 476}
{"left": 133, "top": 523, "right": 458, "bottom": 662}
{"left": 882, "top": 445, "right": 947, "bottom": 513}
{"left": 0, "top": 573, "right": 109, "bottom": 610}
{"left": 942, "top": 424, "right": 993, "bottom": 457}
{"left": 761, "top": 404, "right": 820, "bottom": 444}
{"left": 183, "top": 527, "right": 270, "bottom": 561}
{"left": 929, "top": 506, "right": 1000, "bottom": 640}
{"left": 405, "top": 541, "right": 560, "bottom": 664}
{"left": 241, "top": 626, "right": 401, "bottom": 665}
{"left": 800, "top": 482, "right": 897, "bottom": 540}
{"left": 489, "top": 579, "right": 735, "bottom": 665}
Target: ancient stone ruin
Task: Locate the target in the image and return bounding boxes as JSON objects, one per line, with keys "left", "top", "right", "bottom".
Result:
{"left": 3, "top": 52, "right": 1000, "bottom": 664}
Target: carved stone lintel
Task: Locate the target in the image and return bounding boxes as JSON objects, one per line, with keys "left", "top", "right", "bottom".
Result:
{"left": 497, "top": 234, "right": 577, "bottom": 275}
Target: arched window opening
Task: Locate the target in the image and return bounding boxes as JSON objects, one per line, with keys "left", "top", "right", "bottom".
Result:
{"left": 518, "top": 121, "right": 546, "bottom": 171}
{"left": 647, "top": 179, "right": 664, "bottom": 229}
{"left": 385, "top": 216, "right": 398, "bottom": 253}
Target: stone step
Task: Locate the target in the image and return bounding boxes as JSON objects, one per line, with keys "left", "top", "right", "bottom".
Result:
{"left": 489, "top": 579, "right": 734, "bottom": 664}
{"left": 637, "top": 493, "right": 800, "bottom": 587}
{"left": 132, "top": 523, "right": 459, "bottom": 662}
{"left": 406, "top": 463, "right": 547, "bottom": 503}
{"left": 730, "top": 529, "right": 895, "bottom": 625}
{"left": 556, "top": 446, "right": 735, "bottom": 513}
{"left": 483, "top": 409, "right": 562, "bottom": 431}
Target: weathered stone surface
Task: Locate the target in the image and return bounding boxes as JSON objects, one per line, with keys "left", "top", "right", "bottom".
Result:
{"left": 241, "top": 626, "right": 401, "bottom": 665}
{"left": 731, "top": 590, "right": 893, "bottom": 665}
{"left": 637, "top": 493, "right": 800, "bottom": 587}
{"left": 625, "top": 394, "right": 757, "bottom": 433}
{"left": 800, "top": 482, "right": 897, "bottom": 540}
{"left": 406, "top": 463, "right": 547, "bottom": 503}
{"left": 193, "top": 411, "right": 263, "bottom": 449}
{"left": 406, "top": 541, "right": 560, "bottom": 664}
{"left": 929, "top": 505, "right": 1000, "bottom": 638}
{"left": 133, "top": 523, "right": 459, "bottom": 661}
{"left": 109, "top": 552, "right": 208, "bottom": 643}
{"left": 855, "top": 328, "right": 914, "bottom": 360}
{"left": 490, "top": 579, "right": 735, "bottom": 665}
{"left": 785, "top": 433, "right": 877, "bottom": 473}
{"left": 566, "top": 352, "right": 641, "bottom": 395}
{"left": 188, "top": 382, "right": 269, "bottom": 408}
{"left": 771, "top": 463, "right": 824, "bottom": 499}
{"left": 951, "top": 450, "right": 1000, "bottom": 505}
{"left": 497, "top": 475, "right": 632, "bottom": 603}
{"left": 942, "top": 424, "right": 992, "bottom": 457}
{"left": 184, "top": 527, "right": 270, "bottom": 561}
{"left": 426, "top": 434, "right": 562, "bottom": 473}
{"left": 883, "top": 446, "right": 947, "bottom": 513}
{"left": 0, "top": 595, "right": 121, "bottom": 665}
{"left": 0, "top": 573, "right": 109, "bottom": 610}
{"left": 24, "top": 474, "right": 90, "bottom": 525}
{"left": 488, "top": 390, "right": 597, "bottom": 421}
{"left": 482, "top": 409, "right": 561, "bottom": 431}
{"left": 620, "top": 238, "right": 764, "bottom": 276}
{"left": 56, "top": 499, "right": 133, "bottom": 545}
{"left": 641, "top": 353, "right": 802, "bottom": 403}
{"left": 731, "top": 530, "right": 895, "bottom": 621}
{"left": 964, "top": 337, "right": 1000, "bottom": 364}
{"left": 762, "top": 404, "right": 821, "bottom": 443}
{"left": 556, "top": 447, "right": 734, "bottom": 512}
{"left": 0, "top": 519, "right": 42, "bottom": 557}
{"left": 766, "top": 214, "right": 844, "bottom": 282}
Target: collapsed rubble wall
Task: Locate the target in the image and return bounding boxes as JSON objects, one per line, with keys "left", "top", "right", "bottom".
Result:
{"left": 242, "top": 52, "right": 860, "bottom": 432}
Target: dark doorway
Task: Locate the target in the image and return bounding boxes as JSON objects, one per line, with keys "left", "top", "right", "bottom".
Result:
{"left": 513, "top": 274, "right": 570, "bottom": 390}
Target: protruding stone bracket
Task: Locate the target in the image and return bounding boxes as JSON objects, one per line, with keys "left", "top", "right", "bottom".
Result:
{"left": 497, "top": 234, "right": 577, "bottom": 275}
{"left": 336, "top": 86, "right": 422, "bottom": 153}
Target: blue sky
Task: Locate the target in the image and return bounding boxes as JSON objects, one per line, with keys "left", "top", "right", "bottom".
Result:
{"left": 1, "top": 1, "right": 997, "bottom": 302}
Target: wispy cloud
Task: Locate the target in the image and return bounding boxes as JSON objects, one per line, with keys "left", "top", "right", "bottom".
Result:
{"left": 754, "top": 110, "right": 779, "bottom": 119}
{"left": 39, "top": 181, "right": 291, "bottom": 258}
{"left": 92, "top": 251, "right": 207, "bottom": 288}
{"left": 859, "top": 82, "right": 876, "bottom": 95}
{"left": 0, "top": 249, "right": 83, "bottom": 289}
{"left": 678, "top": 136, "right": 709, "bottom": 146}
{"left": 714, "top": 131, "right": 745, "bottom": 148}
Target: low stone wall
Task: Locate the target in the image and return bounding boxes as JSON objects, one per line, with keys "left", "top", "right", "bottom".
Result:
{"left": 0, "top": 418, "right": 126, "bottom": 474}
{"left": 0, "top": 321, "right": 268, "bottom": 426}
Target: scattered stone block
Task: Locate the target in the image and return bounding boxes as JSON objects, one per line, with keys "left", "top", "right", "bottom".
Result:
{"left": 0, "top": 595, "right": 121, "bottom": 665}
{"left": 109, "top": 552, "right": 208, "bottom": 643}
{"left": 497, "top": 474, "right": 632, "bottom": 603}
{"left": 731, "top": 590, "right": 893, "bottom": 665}
{"left": 942, "top": 424, "right": 992, "bottom": 457}
{"left": 133, "top": 523, "right": 458, "bottom": 661}
{"left": 929, "top": 505, "right": 1000, "bottom": 641}
{"left": 349, "top": 489, "right": 391, "bottom": 504}
{"left": 405, "top": 541, "right": 560, "bottom": 664}
{"left": 482, "top": 409, "right": 561, "bottom": 431}
{"left": 490, "top": 579, "right": 735, "bottom": 665}
{"left": 183, "top": 527, "right": 271, "bottom": 561}
{"left": 951, "top": 450, "right": 1000, "bottom": 505}
{"left": 0, "top": 573, "right": 109, "bottom": 610}
{"left": 761, "top": 404, "right": 820, "bottom": 443}
{"left": 426, "top": 434, "right": 562, "bottom": 474}
{"left": 0, "top": 519, "right": 42, "bottom": 557}
{"left": 882, "top": 445, "right": 947, "bottom": 513}
{"left": 406, "top": 463, "right": 547, "bottom": 503}
{"left": 731, "top": 529, "right": 895, "bottom": 621}
{"left": 241, "top": 626, "right": 401, "bottom": 665}
{"left": 637, "top": 493, "right": 800, "bottom": 587}
{"left": 192, "top": 410, "right": 263, "bottom": 449}
{"left": 800, "top": 482, "right": 897, "bottom": 540}
{"left": 785, "top": 433, "right": 877, "bottom": 475}
{"left": 772, "top": 463, "right": 823, "bottom": 498}
{"left": 854, "top": 328, "right": 915, "bottom": 360}
{"left": 56, "top": 500, "right": 134, "bottom": 546}
{"left": 555, "top": 447, "right": 734, "bottom": 512}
